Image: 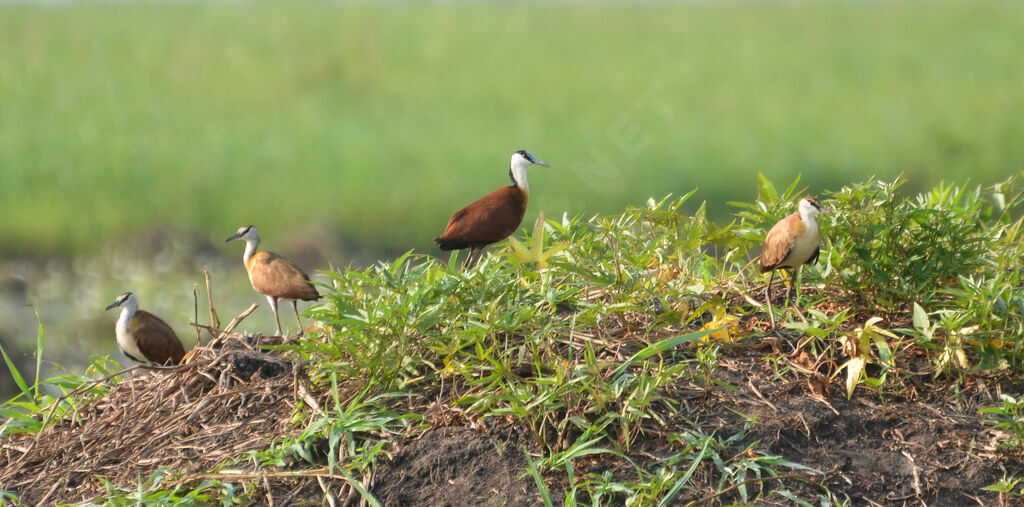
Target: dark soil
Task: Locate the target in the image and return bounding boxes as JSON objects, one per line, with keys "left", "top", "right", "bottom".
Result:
{"left": 367, "top": 350, "right": 1024, "bottom": 506}
{"left": 682, "top": 358, "right": 1023, "bottom": 506}
{"left": 373, "top": 425, "right": 538, "bottom": 507}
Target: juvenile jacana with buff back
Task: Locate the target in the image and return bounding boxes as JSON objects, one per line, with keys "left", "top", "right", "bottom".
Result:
{"left": 105, "top": 292, "right": 186, "bottom": 366}
{"left": 759, "top": 196, "right": 832, "bottom": 330}
{"left": 225, "top": 225, "right": 320, "bottom": 337}
{"left": 434, "top": 150, "right": 549, "bottom": 268}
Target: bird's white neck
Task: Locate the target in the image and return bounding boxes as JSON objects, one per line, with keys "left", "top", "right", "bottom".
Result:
{"left": 242, "top": 237, "right": 259, "bottom": 265}
{"left": 509, "top": 162, "right": 530, "bottom": 194}
{"left": 116, "top": 301, "right": 137, "bottom": 332}
{"left": 799, "top": 203, "right": 820, "bottom": 235}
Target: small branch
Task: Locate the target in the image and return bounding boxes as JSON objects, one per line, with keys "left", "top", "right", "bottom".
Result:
{"left": 193, "top": 283, "right": 201, "bottom": 348}
{"left": 205, "top": 267, "right": 221, "bottom": 332}
{"left": 224, "top": 303, "right": 260, "bottom": 334}
{"left": 189, "top": 303, "right": 259, "bottom": 341}
{"left": 177, "top": 467, "right": 348, "bottom": 483}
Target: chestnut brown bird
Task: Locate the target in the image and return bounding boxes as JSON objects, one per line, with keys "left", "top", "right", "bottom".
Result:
{"left": 434, "top": 150, "right": 549, "bottom": 268}
{"left": 225, "top": 225, "right": 320, "bottom": 337}
{"left": 759, "top": 196, "right": 832, "bottom": 330}
{"left": 105, "top": 292, "right": 186, "bottom": 366}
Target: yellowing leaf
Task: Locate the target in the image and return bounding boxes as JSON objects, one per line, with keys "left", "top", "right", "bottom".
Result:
{"left": 701, "top": 314, "right": 739, "bottom": 343}
{"left": 842, "top": 357, "right": 867, "bottom": 400}
{"left": 509, "top": 237, "right": 534, "bottom": 263}
{"left": 508, "top": 211, "right": 567, "bottom": 270}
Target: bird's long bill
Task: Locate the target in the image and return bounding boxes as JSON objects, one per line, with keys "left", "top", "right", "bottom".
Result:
{"left": 535, "top": 159, "right": 549, "bottom": 167}
{"left": 224, "top": 231, "right": 244, "bottom": 242}
{"left": 823, "top": 207, "right": 836, "bottom": 217}
{"left": 104, "top": 300, "right": 120, "bottom": 311}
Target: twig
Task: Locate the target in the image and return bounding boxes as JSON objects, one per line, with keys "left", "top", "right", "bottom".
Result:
{"left": 747, "top": 379, "right": 778, "bottom": 412}
{"left": 177, "top": 467, "right": 347, "bottom": 483}
{"left": 318, "top": 475, "right": 338, "bottom": 507}
{"left": 224, "top": 303, "right": 260, "bottom": 334}
{"left": 205, "top": 267, "right": 221, "bottom": 332}
{"left": 264, "top": 473, "right": 275, "bottom": 507}
{"left": 193, "top": 283, "right": 202, "bottom": 348}
{"left": 190, "top": 303, "right": 260, "bottom": 341}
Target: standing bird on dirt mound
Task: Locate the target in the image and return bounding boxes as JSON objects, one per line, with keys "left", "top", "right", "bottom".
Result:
{"left": 225, "top": 225, "right": 320, "bottom": 337}
{"left": 434, "top": 150, "right": 549, "bottom": 268}
{"left": 759, "top": 196, "right": 832, "bottom": 331}
{"left": 105, "top": 292, "right": 186, "bottom": 366}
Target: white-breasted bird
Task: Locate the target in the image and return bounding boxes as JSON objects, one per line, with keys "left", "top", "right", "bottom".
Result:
{"left": 225, "top": 225, "right": 320, "bottom": 337}
{"left": 105, "top": 292, "right": 186, "bottom": 366}
{"left": 759, "top": 196, "right": 832, "bottom": 330}
{"left": 434, "top": 150, "right": 549, "bottom": 268}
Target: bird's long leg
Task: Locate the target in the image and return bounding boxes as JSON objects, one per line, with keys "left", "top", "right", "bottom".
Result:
{"left": 266, "top": 295, "right": 282, "bottom": 337}
{"left": 783, "top": 268, "right": 793, "bottom": 305}
{"left": 292, "top": 300, "right": 305, "bottom": 337}
{"left": 765, "top": 270, "right": 777, "bottom": 331}
{"left": 792, "top": 266, "right": 807, "bottom": 321}
{"left": 464, "top": 247, "right": 482, "bottom": 270}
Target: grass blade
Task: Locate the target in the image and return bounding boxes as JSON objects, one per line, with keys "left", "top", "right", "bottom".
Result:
{"left": 524, "top": 449, "right": 554, "bottom": 507}
{"left": 0, "top": 342, "right": 31, "bottom": 402}
{"left": 613, "top": 328, "right": 719, "bottom": 380}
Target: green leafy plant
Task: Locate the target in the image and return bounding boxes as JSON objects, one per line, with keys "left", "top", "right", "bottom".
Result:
{"left": 827, "top": 178, "right": 1012, "bottom": 310}
{"left": 837, "top": 317, "right": 898, "bottom": 399}
{"left": 980, "top": 395, "right": 1024, "bottom": 452}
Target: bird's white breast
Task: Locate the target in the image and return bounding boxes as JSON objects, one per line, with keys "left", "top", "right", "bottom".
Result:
{"left": 785, "top": 219, "right": 821, "bottom": 267}
{"left": 115, "top": 309, "right": 145, "bottom": 362}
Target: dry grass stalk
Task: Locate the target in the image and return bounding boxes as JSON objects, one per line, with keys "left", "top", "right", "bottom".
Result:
{"left": 0, "top": 330, "right": 329, "bottom": 505}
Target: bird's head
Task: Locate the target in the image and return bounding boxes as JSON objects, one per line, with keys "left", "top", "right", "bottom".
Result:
{"left": 225, "top": 225, "right": 260, "bottom": 243}
{"left": 799, "top": 196, "right": 833, "bottom": 217}
{"left": 511, "top": 150, "right": 549, "bottom": 169}
{"left": 105, "top": 292, "right": 137, "bottom": 311}
{"left": 509, "top": 150, "right": 548, "bottom": 190}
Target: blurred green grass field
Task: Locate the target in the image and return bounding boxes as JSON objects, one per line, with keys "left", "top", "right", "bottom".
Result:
{"left": 1, "top": 1, "right": 1022, "bottom": 258}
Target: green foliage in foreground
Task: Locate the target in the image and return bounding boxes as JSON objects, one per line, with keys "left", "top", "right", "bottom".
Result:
{"left": 2, "top": 1, "right": 1024, "bottom": 255}
{"left": 4, "top": 176, "right": 1024, "bottom": 504}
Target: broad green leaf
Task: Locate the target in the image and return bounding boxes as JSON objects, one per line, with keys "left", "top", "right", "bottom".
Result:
{"left": 872, "top": 334, "right": 893, "bottom": 364}
{"left": 0, "top": 342, "right": 31, "bottom": 402}
{"left": 912, "top": 303, "right": 929, "bottom": 331}
{"left": 757, "top": 172, "right": 778, "bottom": 202}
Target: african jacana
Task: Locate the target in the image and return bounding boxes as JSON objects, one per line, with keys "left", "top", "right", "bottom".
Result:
{"left": 225, "top": 225, "right": 320, "bottom": 337}
{"left": 759, "top": 196, "right": 832, "bottom": 330}
{"left": 434, "top": 150, "right": 549, "bottom": 268}
{"left": 105, "top": 292, "right": 186, "bottom": 366}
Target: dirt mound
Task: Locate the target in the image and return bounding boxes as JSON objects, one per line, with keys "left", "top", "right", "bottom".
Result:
{"left": 373, "top": 426, "right": 537, "bottom": 507}
{"left": 660, "top": 356, "right": 1024, "bottom": 505}
{"left": 0, "top": 334, "right": 321, "bottom": 505}
{"left": 3, "top": 331, "right": 1022, "bottom": 505}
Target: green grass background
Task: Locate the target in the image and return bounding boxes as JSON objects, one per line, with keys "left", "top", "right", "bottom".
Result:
{"left": 1, "top": 1, "right": 1022, "bottom": 257}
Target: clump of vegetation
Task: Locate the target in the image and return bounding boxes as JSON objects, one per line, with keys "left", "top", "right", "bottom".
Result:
{"left": 3, "top": 176, "right": 1024, "bottom": 504}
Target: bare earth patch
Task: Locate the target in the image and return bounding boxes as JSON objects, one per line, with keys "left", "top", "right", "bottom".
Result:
{"left": 373, "top": 425, "right": 537, "bottom": 507}
{"left": 674, "top": 357, "right": 1024, "bottom": 505}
